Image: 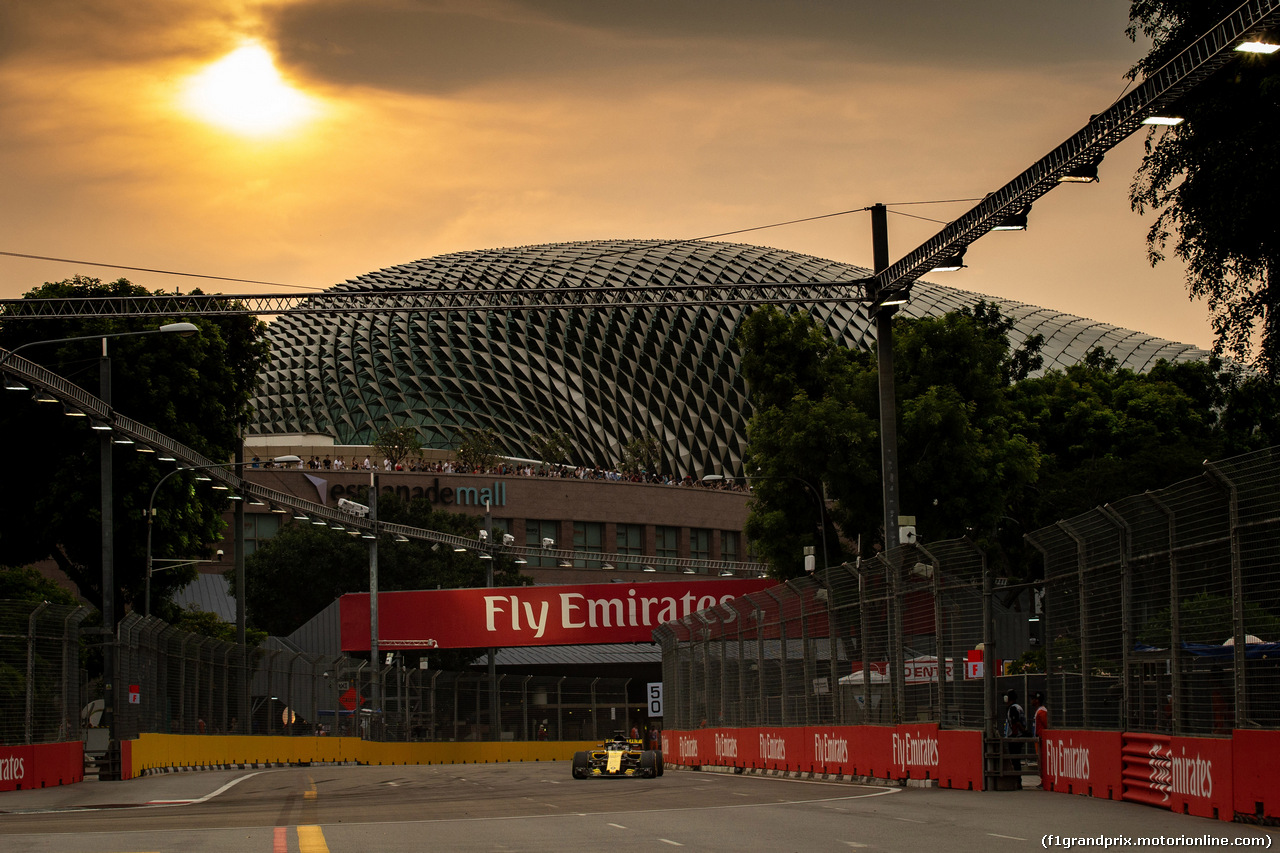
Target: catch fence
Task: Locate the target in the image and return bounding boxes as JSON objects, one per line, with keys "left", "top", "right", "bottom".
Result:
{"left": 655, "top": 537, "right": 993, "bottom": 731}
{"left": 659, "top": 445, "right": 1280, "bottom": 739}
{"left": 111, "top": 613, "right": 632, "bottom": 742}
{"left": 0, "top": 601, "right": 90, "bottom": 745}
{"left": 1026, "top": 445, "right": 1280, "bottom": 736}
{"left": 2, "top": 606, "right": 631, "bottom": 745}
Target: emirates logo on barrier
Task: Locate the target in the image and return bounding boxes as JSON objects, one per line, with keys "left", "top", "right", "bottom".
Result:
{"left": 714, "top": 734, "right": 739, "bottom": 759}
{"left": 0, "top": 755, "right": 24, "bottom": 782}
{"left": 759, "top": 733, "right": 786, "bottom": 761}
{"left": 892, "top": 732, "right": 939, "bottom": 770}
{"left": 1045, "top": 737, "right": 1091, "bottom": 785}
{"left": 1171, "top": 748, "right": 1213, "bottom": 799}
{"left": 814, "top": 734, "right": 849, "bottom": 764}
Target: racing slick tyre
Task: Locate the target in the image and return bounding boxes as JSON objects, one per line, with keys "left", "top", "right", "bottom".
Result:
{"left": 571, "top": 751, "right": 589, "bottom": 779}
{"left": 640, "top": 750, "right": 658, "bottom": 778}
{"left": 655, "top": 751, "right": 664, "bottom": 776}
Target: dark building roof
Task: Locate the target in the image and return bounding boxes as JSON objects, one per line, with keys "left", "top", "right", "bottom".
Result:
{"left": 252, "top": 239, "right": 1211, "bottom": 482}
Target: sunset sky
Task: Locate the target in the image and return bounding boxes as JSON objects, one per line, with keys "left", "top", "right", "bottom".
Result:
{"left": 0, "top": 1, "right": 1218, "bottom": 349}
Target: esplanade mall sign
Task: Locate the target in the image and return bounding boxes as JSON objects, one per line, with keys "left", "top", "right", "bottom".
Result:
{"left": 327, "top": 477, "right": 507, "bottom": 509}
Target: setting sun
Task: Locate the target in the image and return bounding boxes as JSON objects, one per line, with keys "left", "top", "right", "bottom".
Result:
{"left": 181, "top": 42, "right": 316, "bottom": 136}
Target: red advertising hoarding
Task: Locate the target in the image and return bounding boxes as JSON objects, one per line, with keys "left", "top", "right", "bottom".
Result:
{"left": 0, "top": 742, "right": 83, "bottom": 792}
{"left": 660, "top": 724, "right": 982, "bottom": 791}
{"left": 340, "top": 578, "right": 777, "bottom": 650}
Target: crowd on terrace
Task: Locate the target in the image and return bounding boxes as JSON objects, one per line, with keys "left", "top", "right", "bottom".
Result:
{"left": 250, "top": 454, "right": 751, "bottom": 490}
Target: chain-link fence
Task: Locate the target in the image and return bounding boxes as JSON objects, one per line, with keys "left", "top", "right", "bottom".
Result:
{"left": 0, "top": 601, "right": 91, "bottom": 745}
{"left": 659, "top": 445, "right": 1280, "bottom": 739}
{"left": 656, "top": 537, "right": 994, "bottom": 730}
{"left": 111, "top": 613, "right": 631, "bottom": 742}
{"left": 1026, "top": 445, "right": 1280, "bottom": 736}
{"left": 3, "top": 605, "right": 633, "bottom": 744}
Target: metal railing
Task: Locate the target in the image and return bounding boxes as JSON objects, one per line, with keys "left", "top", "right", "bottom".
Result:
{"left": 659, "top": 445, "right": 1280, "bottom": 739}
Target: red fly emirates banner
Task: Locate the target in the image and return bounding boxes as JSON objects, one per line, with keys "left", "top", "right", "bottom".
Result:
{"left": 340, "top": 578, "right": 777, "bottom": 650}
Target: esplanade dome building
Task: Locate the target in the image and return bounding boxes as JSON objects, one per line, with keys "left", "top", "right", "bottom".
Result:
{"left": 250, "top": 239, "right": 1209, "bottom": 476}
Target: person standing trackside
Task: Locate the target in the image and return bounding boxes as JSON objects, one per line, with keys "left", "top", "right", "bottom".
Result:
{"left": 1003, "top": 689, "right": 1027, "bottom": 784}
{"left": 1030, "top": 692, "right": 1049, "bottom": 788}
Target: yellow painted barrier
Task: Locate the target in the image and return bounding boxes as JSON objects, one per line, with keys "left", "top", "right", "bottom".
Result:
{"left": 128, "top": 734, "right": 600, "bottom": 775}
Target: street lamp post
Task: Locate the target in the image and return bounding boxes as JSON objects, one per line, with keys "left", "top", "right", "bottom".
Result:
{"left": 868, "top": 204, "right": 902, "bottom": 555}
{"left": 2, "top": 322, "right": 198, "bottom": 762}
{"left": 144, "top": 454, "right": 301, "bottom": 619}
{"left": 702, "top": 473, "right": 829, "bottom": 573}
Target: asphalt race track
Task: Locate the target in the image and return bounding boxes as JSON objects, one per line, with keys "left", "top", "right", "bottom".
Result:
{"left": 0, "top": 763, "right": 1275, "bottom": 852}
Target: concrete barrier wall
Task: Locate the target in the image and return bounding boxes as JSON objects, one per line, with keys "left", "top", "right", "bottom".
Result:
{"left": 125, "top": 735, "right": 600, "bottom": 778}
{"left": 0, "top": 741, "right": 83, "bottom": 791}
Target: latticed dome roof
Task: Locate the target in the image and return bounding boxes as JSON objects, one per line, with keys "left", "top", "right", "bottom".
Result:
{"left": 250, "top": 239, "right": 1209, "bottom": 475}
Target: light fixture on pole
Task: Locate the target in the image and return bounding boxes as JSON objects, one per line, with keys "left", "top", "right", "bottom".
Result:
{"left": 1236, "top": 32, "right": 1279, "bottom": 53}
{"left": 702, "top": 473, "right": 828, "bottom": 573}
{"left": 1057, "top": 156, "right": 1102, "bottom": 183}
{"left": 930, "top": 247, "right": 966, "bottom": 272}
{"left": 144, "top": 454, "right": 300, "bottom": 618}
{"left": 0, "top": 320, "right": 199, "bottom": 771}
{"left": 991, "top": 204, "right": 1031, "bottom": 231}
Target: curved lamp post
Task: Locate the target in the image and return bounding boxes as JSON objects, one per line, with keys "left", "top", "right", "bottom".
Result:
{"left": 2, "top": 321, "right": 198, "bottom": 758}
{"left": 702, "top": 473, "right": 829, "bottom": 573}
{"left": 144, "top": 454, "right": 301, "bottom": 619}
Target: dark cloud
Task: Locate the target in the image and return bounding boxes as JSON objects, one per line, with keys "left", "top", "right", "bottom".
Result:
{"left": 0, "top": 0, "right": 226, "bottom": 66}
{"left": 268, "top": 0, "right": 1141, "bottom": 96}
{"left": 268, "top": 1, "right": 629, "bottom": 95}
{"left": 516, "top": 0, "right": 1136, "bottom": 62}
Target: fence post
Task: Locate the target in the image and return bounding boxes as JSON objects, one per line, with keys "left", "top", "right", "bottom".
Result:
{"left": 913, "top": 545, "right": 946, "bottom": 725}
{"left": 1100, "top": 505, "right": 1133, "bottom": 730}
{"left": 1059, "top": 521, "right": 1089, "bottom": 725}
{"left": 1203, "top": 462, "right": 1247, "bottom": 726}
{"left": 982, "top": 554, "right": 994, "bottom": 738}
{"left": 1145, "top": 491, "right": 1182, "bottom": 736}
{"left": 25, "top": 602, "right": 49, "bottom": 744}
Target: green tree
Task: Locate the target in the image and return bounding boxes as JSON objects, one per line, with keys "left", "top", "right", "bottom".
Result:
{"left": 171, "top": 607, "right": 266, "bottom": 646}
{"left": 1008, "top": 349, "right": 1225, "bottom": 525}
{"left": 737, "top": 307, "right": 878, "bottom": 575}
{"left": 619, "top": 432, "right": 662, "bottom": 476}
{"left": 454, "top": 427, "right": 502, "bottom": 471}
{"left": 1127, "top": 1, "right": 1280, "bottom": 376}
{"left": 1138, "top": 591, "right": 1280, "bottom": 648}
{"left": 0, "top": 566, "right": 80, "bottom": 606}
{"left": 0, "top": 276, "right": 271, "bottom": 623}
{"left": 737, "top": 304, "right": 1043, "bottom": 578}
{"left": 530, "top": 428, "right": 574, "bottom": 470}
{"left": 373, "top": 425, "right": 422, "bottom": 469}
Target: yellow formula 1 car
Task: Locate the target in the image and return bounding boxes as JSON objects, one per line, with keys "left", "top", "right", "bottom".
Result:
{"left": 571, "top": 733, "right": 664, "bottom": 779}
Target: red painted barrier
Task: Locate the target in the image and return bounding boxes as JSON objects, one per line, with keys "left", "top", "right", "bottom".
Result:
{"left": 0, "top": 742, "right": 83, "bottom": 792}
{"left": 1121, "top": 732, "right": 1171, "bottom": 808}
{"left": 1040, "top": 729, "right": 1122, "bottom": 800}
{"left": 660, "top": 724, "right": 1271, "bottom": 820}
{"left": 660, "top": 724, "right": 981, "bottom": 790}
{"left": 1167, "top": 736, "right": 1232, "bottom": 821}
{"left": 1232, "top": 729, "right": 1280, "bottom": 821}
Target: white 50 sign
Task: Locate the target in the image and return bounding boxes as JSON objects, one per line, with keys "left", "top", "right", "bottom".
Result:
{"left": 648, "top": 683, "right": 663, "bottom": 717}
